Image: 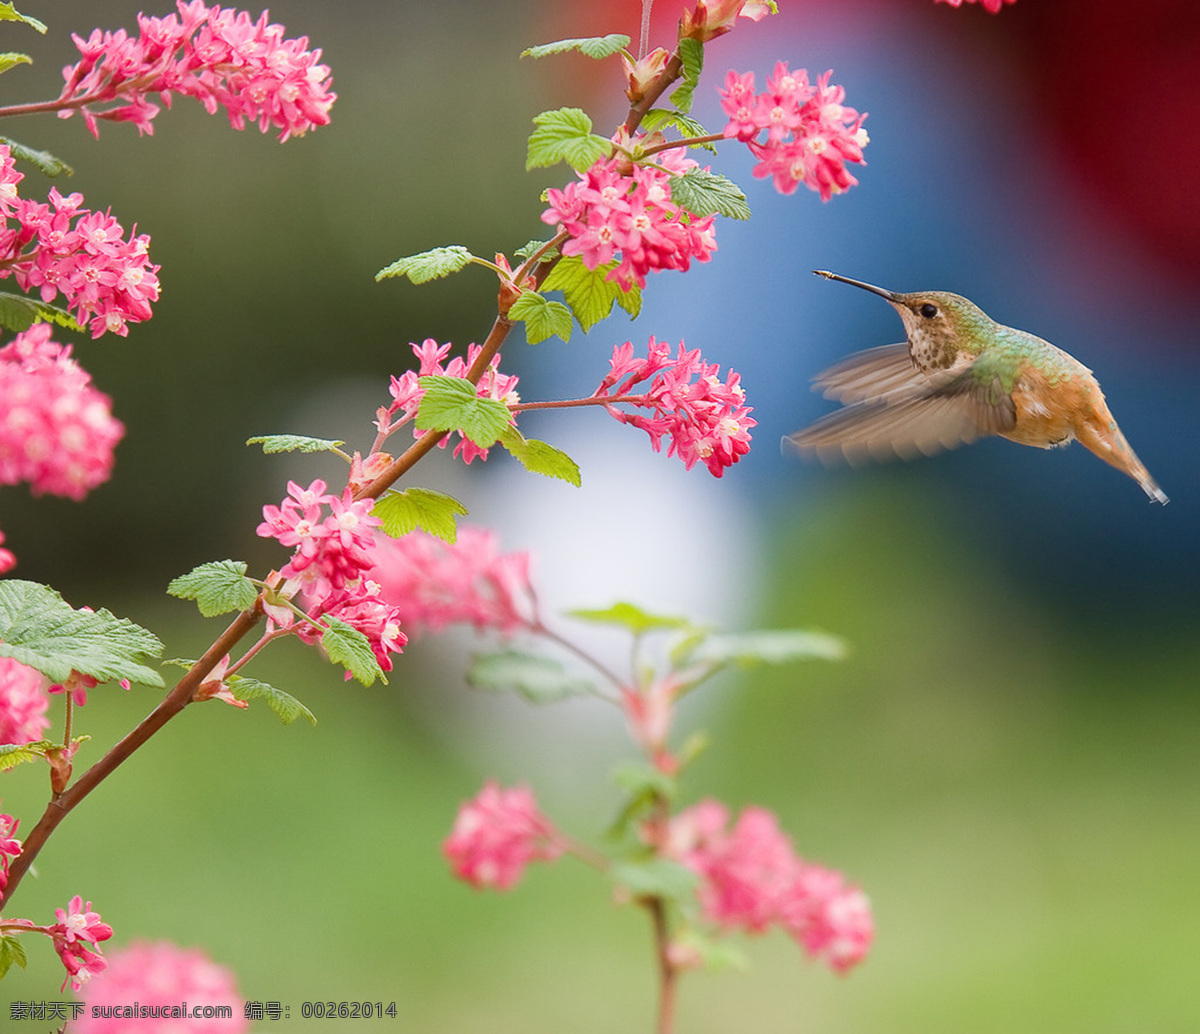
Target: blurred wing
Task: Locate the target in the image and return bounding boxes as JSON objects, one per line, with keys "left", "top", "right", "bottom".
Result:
{"left": 785, "top": 367, "right": 1017, "bottom": 466}
{"left": 812, "top": 343, "right": 924, "bottom": 403}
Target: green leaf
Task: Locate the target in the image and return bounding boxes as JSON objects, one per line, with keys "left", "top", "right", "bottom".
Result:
{"left": 522, "top": 34, "right": 631, "bottom": 60}
{"left": 526, "top": 107, "right": 611, "bottom": 171}
{"left": 0, "top": 935, "right": 28, "bottom": 981}
{"left": 414, "top": 375, "right": 512, "bottom": 448}
{"left": 610, "top": 858, "right": 699, "bottom": 899}
{"left": 669, "top": 38, "right": 704, "bottom": 113}
{"left": 498, "top": 426, "right": 581, "bottom": 486}
{"left": 466, "top": 650, "right": 594, "bottom": 704}
{"left": 246, "top": 433, "right": 345, "bottom": 455}
{"left": 611, "top": 759, "right": 676, "bottom": 801}
{"left": 167, "top": 560, "right": 259, "bottom": 618}
{"left": 319, "top": 614, "right": 385, "bottom": 687}
{"left": 508, "top": 290, "right": 573, "bottom": 343}
{"left": 375, "top": 245, "right": 475, "bottom": 284}
{"left": 0, "top": 739, "right": 53, "bottom": 772}
{"left": 540, "top": 255, "right": 641, "bottom": 332}
{"left": 0, "top": 136, "right": 72, "bottom": 177}
{"left": 670, "top": 168, "right": 750, "bottom": 220}
{"left": 0, "top": 292, "right": 81, "bottom": 334}
{"left": 0, "top": 3, "right": 46, "bottom": 33}
{"left": 372, "top": 487, "right": 468, "bottom": 543}
{"left": 513, "top": 238, "right": 558, "bottom": 262}
{"left": 0, "top": 52, "right": 30, "bottom": 75}
{"left": 687, "top": 629, "right": 848, "bottom": 667}
{"left": 640, "top": 109, "right": 715, "bottom": 151}
{"left": 226, "top": 674, "right": 317, "bottom": 725}
{"left": 568, "top": 601, "right": 693, "bottom": 635}
{"left": 0, "top": 580, "right": 164, "bottom": 687}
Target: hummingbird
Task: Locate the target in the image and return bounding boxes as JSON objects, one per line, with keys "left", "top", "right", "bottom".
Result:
{"left": 785, "top": 270, "right": 1168, "bottom": 504}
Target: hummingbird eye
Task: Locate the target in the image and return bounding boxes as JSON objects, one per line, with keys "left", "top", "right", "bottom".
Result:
{"left": 919, "top": 302, "right": 939, "bottom": 319}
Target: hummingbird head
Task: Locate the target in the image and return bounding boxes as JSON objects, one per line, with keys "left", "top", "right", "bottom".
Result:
{"left": 813, "top": 270, "right": 995, "bottom": 364}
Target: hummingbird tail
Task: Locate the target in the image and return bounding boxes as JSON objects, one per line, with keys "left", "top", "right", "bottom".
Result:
{"left": 1075, "top": 418, "right": 1168, "bottom": 505}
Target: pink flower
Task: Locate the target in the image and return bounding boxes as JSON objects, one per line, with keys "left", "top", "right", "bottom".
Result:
{"left": 0, "top": 325, "right": 125, "bottom": 496}
{"left": 58, "top": 2, "right": 335, "bottom": 141}
{"left": 779, "top": 864, "right": 875, "bottom": 973}
{"left": 366, "top": 527, "right": 537, "bottom": 636}
{"left": 444, "top": 781, "right": 563, "bottom": 890}
{"left": 0, "top": 806, "right": 22, "bottom": 892}
{"left": 596, "top": 337, "right": 755, "bottom": 477}
{"left": 718, "top": 64, "right": 868, "bottom": 201}
{"left": 294, "top": 581, "right": 408, "bottom": 677}
{"left": 0, "top": 528, "right": 14, "bottom": 573}
{"left": 0, "top": 657, "right": 50, "bottom": 745}
{"left": 51, "top": 896, "right": 114, "bottom": 991}
{"left": 936, "top": 0, "right": 1015, "bottom": 10}
{"left": 74, "top": 940, "right": 250, "bottom": 1033}
{"left": 680, "top": 0, "right": 774, "bottom": 42}
{"left": 541, "top": 150, "right": 717, "bottom": 291}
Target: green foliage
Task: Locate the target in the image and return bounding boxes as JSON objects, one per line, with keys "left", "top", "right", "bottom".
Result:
{"left": 0, "top": 292, "right": 80, "bottom": 334}
{"left": 639, "top": 109, "right": 716, "bottom": 151}
{"left": 167, "top": 560, "right": 259, "bottom": 618}
{"left": 466, "top": 650, "right": 594, "bottom": 704}
{"left": 0, "top": 936, "right": 28, "bottom": 981}
{"left": 0, "top": 2, "right": 46, "bottom": 33}
{"left": 684, "top": 628, "right": 848, "bottom": 667}
{"left": 540, "top": 255, "right": 641, "bottom": 332}
{"left": 373, "top": 487, "right": 468, "bottom": 543}
{"left": 521, "top": 34, "right": 630, "bottom": 60}
{"left": 568, "top": 601, "right": 693, "bottom": 636}
{"left": 670, "top": 169, "right": 751, "bottom": 220}
{"left": 415, "top": 375, "right": 512, "bottom": 448}
{"left": 0, "top": 739, "right": 54, "bottom": 772}
{"left": 227, "top": 674, "right": 317, "bottom": 725}
{"left": 508, "top": 290, "right": 573, "bottom": 344}
{"left": 319, "top": 614, "right": 385, "bottom": 686}
{"left": 513, "top": 238, "right": 558, "bottom": 262}
{"left": 526, "top": 107, "right": 611, "bottom": 172}
{"left": 498, "top": 427, "right": 581, "bottom": 487}
{"left": 375, "top": 245, "right": 476, "bottom": 284}
{"left": 610, "top": 858, "right": 699, "bottom": 899}
{"left": 0, "top": 136, "right": 72, "bottom": 177}
{"left": 246, "top": 433, "right": 345, "bottom": 455}
{"left": 670, "top": 38, "right": 704, "bottom": 113}
{"left": 0, "top": 580, "right": 164, "bottom": 687}
{"left": 0, "top": 52, "right": 30, "bottom": 75}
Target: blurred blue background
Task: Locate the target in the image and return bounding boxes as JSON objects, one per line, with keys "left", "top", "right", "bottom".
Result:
{"left": 2, "top": 0, "right": 1198, "bottom": 1030}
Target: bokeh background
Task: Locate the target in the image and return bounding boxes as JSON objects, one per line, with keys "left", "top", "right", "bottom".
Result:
{"left": 2, "top": 0, "right": 1198, "bottom": 1030}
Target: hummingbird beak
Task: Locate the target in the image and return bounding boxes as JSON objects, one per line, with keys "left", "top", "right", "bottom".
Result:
{"left": 812, "top": 270, "right": 899, "bottom": 303}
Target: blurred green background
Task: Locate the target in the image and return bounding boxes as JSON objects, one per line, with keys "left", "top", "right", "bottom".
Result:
{"left": 2, "top": 0, "right": 1199, "bottom": 1031}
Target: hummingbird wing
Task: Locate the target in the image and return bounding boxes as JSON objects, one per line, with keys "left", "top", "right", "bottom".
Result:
{"left": 811, "top": 343, "right": 923, "bottom": 403}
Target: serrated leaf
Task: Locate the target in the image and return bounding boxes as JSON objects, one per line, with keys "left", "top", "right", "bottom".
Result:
{"left": 509, "top": 290, "right": 573, "bottom": 343}
{"left": 568, "top": 601, "right": 692, "bottom": 635}
{"left": 375, "top": 245, "right": 475, "bottom": 284}
{"left": 372, "top": 487, "right": 468, "bottom": 543}
{"left": 639, "top": 109, "right": 716, "bottom": 151}
{"left": 540, "top": 255, "right": 641, "bottom": 332}
{"left": 0, "top": 739, "right": 53, "bottom": 772}
{"left": 246, "top": 433, "right": 344, "bottom": 455}
{"left": 522, "top": 33, "right": 630, "bottom": 60}
{"left": 167, "top": 560, "right": 259, "bottom": 618}
{"left": 0, "top": 136, "right": 72, "bottom": 177}
{"left": 319, "top": 614, "right": 385, "bottom": 687}
{"left": 414, "top": 375, "right": 512, "bottom": 448}
{"left": 0, "top": 935, "right": 28, "bottom": 981}
{"left": 513, "top": 238, "right": 558, "bottom": 262}
{"left": 226, "top": 674, "right": 316, "bottom": 725}
{"left": 0, "top": 580, "right": 164, "bottom": 687}
{"left": 0, "top": 3, "right": 46, "bottom": 33}
{"left": 0, "top": 292, "right": 80, "bottom": 334}
{"left": 526, "top": 107, "right": 611, "bottom": 171}
{"left": 610, "top": 858, "right": 699, "bottom": 899}
{"left": 687, "top": 629, "right": 848, "bottom": 667}
{"left": 466, "top": 650, "right": 594, "bottom": 704}
{"left": 669, "top": 38, "right": 704, "bottom": 113}
{"left": 497, "top": 426, "right": 581, "bottom": 486}
{"left": 670, "top": 168, "right": 750, "bottom": 220}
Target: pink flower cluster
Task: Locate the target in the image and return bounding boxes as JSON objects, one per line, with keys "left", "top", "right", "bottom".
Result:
{"left": 936, "top": 0, "right": 1015, "bottom": 11}
{"left": 596, "top": 337, "right": 754, "bottom": 477}
{"left": 541, "top": 149, "right": 717, "bottom": 291}
{"left": 444, "top": 781, "right": 563, "bottom": 891}
{"left": 366, "top": 527, "right": 536, "bottom": 636}
{"left": 0, "top": 657, "right": 51, "bottom": 745}
{"left": 381, "top": 339, "right": 519, "bottom": 464}
{"left": 0, "top": 148, "right": 160, "bottom": 337}
{"left": 0, "top": 529, "right": 12, "bottom": 574}
{"left": 719, "top": 64, "right": 868, "bottom": 201}
{"left": 59, "top": 1, "right": 335, "bottom": 141}
{"left": 0, "top": 325, "right": 124, "bottom": 501}
{"left": 74, "top": 940, "right": 250, "bottom": 1033}
{"left": 0, "top": 805, "right": 21, "bottom": 893}
{"left": 257, "top": 480, "right": 407, "bottom": 674}
{"left": 52, "top": 896, "right": 115, "bottom": 991}
{"left": 669, "top": 800, "right": 873, "bottom": 972}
